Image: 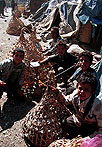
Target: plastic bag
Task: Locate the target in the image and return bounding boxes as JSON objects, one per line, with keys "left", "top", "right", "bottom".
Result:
{"left": 81, "top": 134, "right": 102, "bottom": 147}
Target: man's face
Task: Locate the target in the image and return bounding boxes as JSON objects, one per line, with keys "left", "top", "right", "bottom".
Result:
{"left": 79, "top": 56, "right": 91, "bottom": 71}
{"left": 13, "top": 51, "right": 24, "bottom": 65}
{"left": 51, "top": 29, "right": 58, "bottom": 40}
{"left": 78, "top": 82, "right": 93, "bottom": 101}
{"left": 56, "top": 45, "right": 66, "bottom": 56}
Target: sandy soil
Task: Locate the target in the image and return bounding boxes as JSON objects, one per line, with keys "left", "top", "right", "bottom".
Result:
{"left": 0, "top": 8, "right": 35, "bottom": 147}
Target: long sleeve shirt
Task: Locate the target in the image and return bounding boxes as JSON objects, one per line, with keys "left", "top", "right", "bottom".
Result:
{"left": 0, "top": 58, "right": 26, "bottom": 86}
{"left": 58, "top": 89, "right": 102, "bottom": 136}
{"left": 41, "top": 52, "right": 77, "bottom": 79}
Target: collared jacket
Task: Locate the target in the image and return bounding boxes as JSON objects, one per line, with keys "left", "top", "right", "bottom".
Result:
{"left": 43, "top": 51, "right": 77, "bottom": 79}
{"left": 0, "top": 58, "right": 26, "bottom": 86}
{"left": 48, "top": 52, "right": 77, "bottom": 70}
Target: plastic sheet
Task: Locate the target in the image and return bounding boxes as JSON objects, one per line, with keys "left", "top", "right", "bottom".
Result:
{"left": 81, "top": 134, "right": 102, "bottom": 147}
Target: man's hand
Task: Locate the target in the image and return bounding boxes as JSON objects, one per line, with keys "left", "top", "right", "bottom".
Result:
{"left": 0, "top": 80, "right": 6, "bottom": 87}
{"left": 74, "top": 62, "right": 79, "bottom": 70}
{"left": 18, "top": 87, "right": 24, "bottom": 96}
{"left": 49, "top": 85, "right": 59, "bottom": 94}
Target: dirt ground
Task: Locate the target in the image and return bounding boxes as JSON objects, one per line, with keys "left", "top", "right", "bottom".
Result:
{"left": 0, "top": 8, "right": 36, "bottom": 147}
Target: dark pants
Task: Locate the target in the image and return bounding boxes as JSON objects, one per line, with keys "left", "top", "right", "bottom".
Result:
{"left": 53, "top": 64, "right": 69, "bottom": 86}
{"left": 61, "top": 115, "right": 98, "bottom": 139}
{"left": 0, "top": 84, "right": 21, "bottom": 100}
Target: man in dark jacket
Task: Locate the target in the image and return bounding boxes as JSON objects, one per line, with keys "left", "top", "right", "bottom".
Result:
{"left": 40, "top": 40, "right": 77, "bottom": 86}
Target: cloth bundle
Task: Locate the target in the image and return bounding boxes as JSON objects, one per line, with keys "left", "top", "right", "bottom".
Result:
{"left": 6, "top": 16, "right": 24, "bottom": 35}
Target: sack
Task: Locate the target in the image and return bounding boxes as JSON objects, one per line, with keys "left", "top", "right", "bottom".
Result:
{"left": 81, "top": 134, "right": 102, "bottom": 147}
{"left": 6, "top": 16, "right": 24, "bottom": 35}
{"left": 79, "top": 21, "right": 93, "bottom": 44}
{"left": 14, "top": 6, "right": 21, "bottom": 18}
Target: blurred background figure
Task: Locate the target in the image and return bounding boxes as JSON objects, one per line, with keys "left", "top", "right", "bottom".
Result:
{"left": 11, "top": 0, "right": 16, "bottom": 15}
{"left": 0, "top": 0, "right": 6, "bottom": 17}
{"left": 5, "top": 0, "right": 10, "bottom": 13}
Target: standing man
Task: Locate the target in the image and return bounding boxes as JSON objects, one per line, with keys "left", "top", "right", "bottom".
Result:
{"left": 11, "top": 0, "right": 16, "bottom": 15}
{"left": 5, "top": 0, "right": 9, "bottom": 13}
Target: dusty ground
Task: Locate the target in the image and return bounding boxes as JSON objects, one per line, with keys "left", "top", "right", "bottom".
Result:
{"left": 0, "top": 8, "right": 35, "bottom": 147}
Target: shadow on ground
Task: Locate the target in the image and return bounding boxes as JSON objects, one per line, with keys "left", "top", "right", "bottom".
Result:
{"left": 0, "top": 98, "right": 36, "bottom": 131}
